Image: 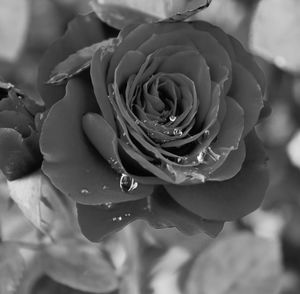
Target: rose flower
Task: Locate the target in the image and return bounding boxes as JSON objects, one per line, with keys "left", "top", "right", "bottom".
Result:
{"left": 0, "top": 82, "right": 44, "bottom": 180}
{"left": 38, "top": 13, "right": 269, "bottom": 241}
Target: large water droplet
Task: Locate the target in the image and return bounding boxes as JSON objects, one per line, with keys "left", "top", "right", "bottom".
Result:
{"left": 119, "top": 174, "right": 138, "bottom": 193}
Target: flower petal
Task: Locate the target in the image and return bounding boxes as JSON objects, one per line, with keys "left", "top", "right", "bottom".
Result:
{"left": 76, "top": 186, "right": 224, "bottom": 242}
{"left": 40, "top": 78, "right": 149, "bottom": 205}
{"left": 209, "top": 140, "right": 246, "bottom": 181}
{"left": 158, "top": 50, "right": 211, "bottom": 123}
{"left": 229, "top": 63, "right": 264, "bottom": 136}
{"left": 38, "top": 12, "right": 117, "bottom": 108}
{"left": 165, "top": 131, "right": 269, "bottom": 221}
{"left": 82, "top": 112, "right": 154, "bottom": 196}
{"left": 0, "top": 128, "right": 41, "bottom": 180}
{"left": 90, "top": 42, "right": 119, "bottom": 131}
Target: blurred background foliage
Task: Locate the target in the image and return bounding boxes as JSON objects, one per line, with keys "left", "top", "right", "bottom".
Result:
{"left": 1, "top": 0, "right": 300, "bottom": 293}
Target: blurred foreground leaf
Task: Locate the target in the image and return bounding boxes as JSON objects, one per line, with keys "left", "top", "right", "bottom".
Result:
{"left": 42, "top": 238, "right": 118, "bottom": 293}
{"left": 186, "top": 233, "right": 282, "bottom": 294}
{"left": 0, "top": 243, "right": 25, "bottom": 294}
{"left": 7, "top": 172, "right": 79, "bottom": 239}
{"left": 250, "top": 0, "right": 300, "bottom": 73}
{"left": 0, "top": 0, "right": 29, "bottom": 62}
{"left": 32, "top": 275, "right": 119, "bottom": 294}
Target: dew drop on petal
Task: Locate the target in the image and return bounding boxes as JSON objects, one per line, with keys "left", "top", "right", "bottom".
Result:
{"left": 119, "top": 174, "right": 138, "bottom": 193}
{"left": 173, "top": 128, "right": 183, "bottom": 136}
{"left": 207, "top": 147, "right": 221, "bottom": 161}
{"left": 169, "top": 115, "right": 177, "bottom": 122}
{"left": 104, "top": 202, "right": 113, "bottom": 209}
{"left": 197, "top": 150, "right": 206, "bottom": 164}
{"left": 203, "top": 130, "right": 210, "bottom": 140}
{"left": 81, "top": 188, "right": 89, "bottom": 195}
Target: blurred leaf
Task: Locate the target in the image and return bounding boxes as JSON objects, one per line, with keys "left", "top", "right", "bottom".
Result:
{"left": 0, "top": 0, "right": 29, "bottom": 62}
{"left": 186, "top": 233, "right": 282, "bottom": 294}
{"left": 42, "top": 238, "right": 118, "bottom": 293}
{"left": 91, "top": 0, "right": 211, "bottom": 30}
{"left": 250, "top": 0, "right": 300, "bottom": 73}
{"left": 32, "top": 275, "right": 119, "bottom": 294}
{"left": 287, "top": 130, "right": 300, "bottom": 169}
{"left": 7, "top": 172, "right": 79, "bottom": 239}
{"left": 47, "top": 38, "right": 119, "bottom": 85}
{"left": 0, "top": 243, "right": 25, "bottom": 294}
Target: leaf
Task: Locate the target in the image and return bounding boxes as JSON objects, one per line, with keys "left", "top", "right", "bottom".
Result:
{"left": 250, "top": 0, "right": 300, "bottom": 73}
{"left": 31, "top": 275, "right": 119, "bottom": 294}
{"left": 90, "top": 0, "right": 211, "bottom": 30}
{"left": 186, "top": 233, "right": 282, "bottom": 294}
{"left": 162, "top": 0, "right": 212, "bottom": 23}
{"left": 0, "top": 0, "right": 29, "bottom": 62}
{"left": 90, "top": 0, "right": 165, "bottom": 29}
{"left": 7, "top": 172, "right": 79, "bottom": 239}
{"left": 42, "top": 238, "right": 118, "bottom": 293}
{"left": 47, "top": 38, "right": 119, "bottom": 85}
{"left": 0, "top": 243, "right": 25, "bottom": 294}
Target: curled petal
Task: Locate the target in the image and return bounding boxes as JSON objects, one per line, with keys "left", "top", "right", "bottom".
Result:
{"left": 229, "top": 63, "right": 263, "bottom": 136}
{"left": 165, "top": 131, "right": 269, "bottom": 221}
{"left": 41, "top": 79, "right": 150, "bottom": 205}
{"left": 38, "top": 12, "right": 117, "bottom": 107}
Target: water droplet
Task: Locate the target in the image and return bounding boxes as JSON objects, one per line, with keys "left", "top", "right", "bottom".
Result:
{"left": 176, "top": 157, "right": 183, "bottom": 164}
{"left": 119, "top": 174, "right": 138, "bottom": 193}
{"left": 169, "top": 115, "right": 176, "bottom": 122}
{"left": 81, "top": 188, "right": 89, "bottom": 195}
{"left": 203, "top": 130, "right": 210, "bottom": 140}
{"left": 173, "top": 128, "right": 183, "bottom": 136}
{"left": 207, "top": 147, "right": 220, "bottom": 161}
{"left": 197, "top": 151, "right": 206, "bottom": 163}
{"left": 104, "top": 202, "right": 113, "bottom": 209}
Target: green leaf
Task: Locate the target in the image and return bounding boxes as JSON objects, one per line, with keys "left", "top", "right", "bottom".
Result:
{"left": 250, "top": 0, "right": 300, "bottom": 73}
{"left": 0, "top": 0, "right": 29, "bottom": 62}
{"left": 7, "top": 172, "right": 79, "bottom": 239}
{"left": 90, "top": 0, "right": 212, "bottom": 30}
{"left": 31, "top": 275, "right": 119, "bottom": 294}
{"left": 42, "top": 238, "right": 118, "bottom": 293}
{"left": 47, "top": 39, "right": 119, "bottom": 85}
{"left": 0, "top": 243, "right": 25, "bottom": 294}
{"left": 186, "top": 233, "right": 282, "bottom": 294}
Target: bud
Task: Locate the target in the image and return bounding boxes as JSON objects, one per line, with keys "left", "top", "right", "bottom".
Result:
{"left": 0, "top": 81, "right": 45, "bottom": 180}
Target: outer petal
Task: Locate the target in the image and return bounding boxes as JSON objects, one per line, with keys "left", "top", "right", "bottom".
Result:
{"left": 38, "top": 12, "right": 117, "bottom": 108}
{"left": 76, "top": 186, "right": 224, "bottom": 242}
{"left": 191, "top": 21, "right": 265, "bottom": 94}
{"left": 165, "top": 131, "right": 269, "bottom": 221}
{"left": 40, "top": 78, "right": 150, "bottom": 205}
{"left": 229, "top": 63, "right": 263, "bottom": 137}
{"left": 0, "top": 128, "right": 41, "bottom": 180}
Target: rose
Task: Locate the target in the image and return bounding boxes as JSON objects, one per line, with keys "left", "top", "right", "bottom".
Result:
{"left": 39, "top": 13, "right": 269, "bottom": 241}
{"left": 0, "top": 81, "right": 44, "bottom": 180}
